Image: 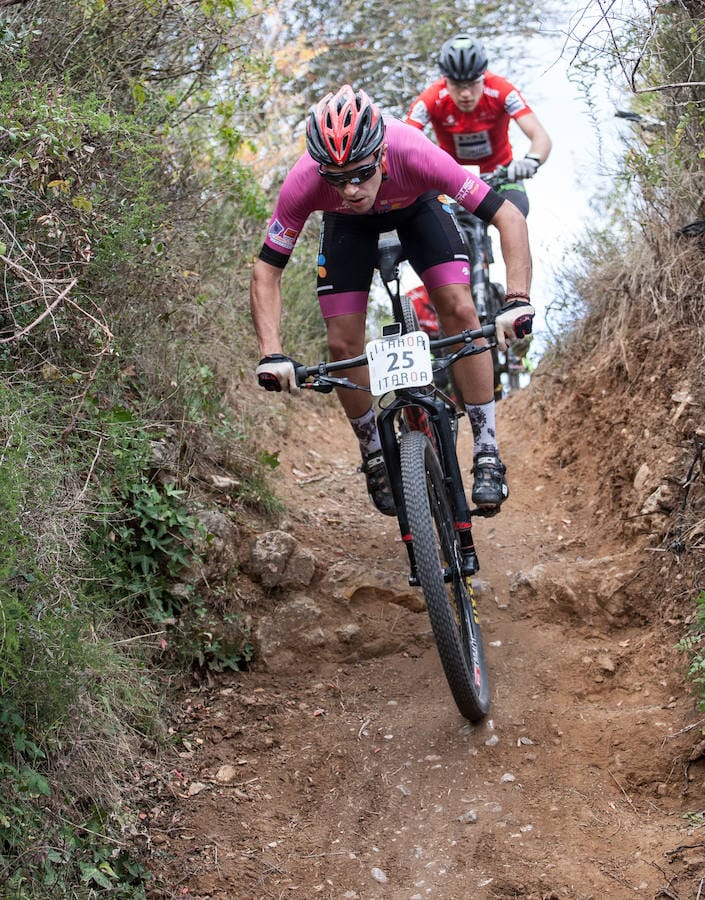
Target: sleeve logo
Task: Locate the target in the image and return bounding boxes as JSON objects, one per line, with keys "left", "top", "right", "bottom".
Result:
{"left": 504, "top": 89, "right": 527, "bottom": 117}
{"left": 267, "top": 219, "right": 299, "bottom": 250}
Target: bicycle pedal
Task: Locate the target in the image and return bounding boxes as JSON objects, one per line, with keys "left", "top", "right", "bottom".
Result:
{"left": 469, "top": 505, "right": 500, "bottom": 519}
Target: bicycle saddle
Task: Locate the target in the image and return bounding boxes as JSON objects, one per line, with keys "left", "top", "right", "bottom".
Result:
{"left": 377, "top": 236, "right": 406, "bottom": 283}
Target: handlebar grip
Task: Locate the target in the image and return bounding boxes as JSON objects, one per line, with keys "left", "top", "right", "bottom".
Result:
{"left": 294, "top": 365, "right": 309, "bottom": 387}
{"left": 480, "top": 323, "right": 496, "bottom": 339}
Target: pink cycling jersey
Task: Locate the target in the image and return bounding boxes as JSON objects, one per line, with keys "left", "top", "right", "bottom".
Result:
{"left": 262, "top": 116, "right": 491, "bottom": 260}
{"left": 405, "top": 73, "right": 533, "bottom": 172}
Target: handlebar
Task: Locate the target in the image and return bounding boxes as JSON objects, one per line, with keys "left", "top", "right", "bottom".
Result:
{"left": 295, "top": 323, "right": 496, "bottom": 392}
{"left": 460, "top": 164, "right": 526, "bottom": 190}
{"left": 482, "top": 164, "right": 524, "bottom": 190}
{"left": 481, "top": 165, "right": 507, "bottom": 187}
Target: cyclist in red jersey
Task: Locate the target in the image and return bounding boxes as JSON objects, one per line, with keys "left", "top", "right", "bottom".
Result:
{"left": 251, "top": 85, "right": 534, "bottom": 517}
{"left": 406, "top": 34, "right": 552, "bottom": 217}
{"left": 407, "top": 284, "right": 441, "bottom": 336}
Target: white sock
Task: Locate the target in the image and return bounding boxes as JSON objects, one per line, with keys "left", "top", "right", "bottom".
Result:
{"left": 465, "top": 400, "right": 498, "bottom": 457}
{"left": 348, "top": 406, "right": 381, "bottom": 456}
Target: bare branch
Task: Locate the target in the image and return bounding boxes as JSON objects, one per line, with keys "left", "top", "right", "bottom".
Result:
{"left": 0, "top": 275, "right": 76, "bottom": 344}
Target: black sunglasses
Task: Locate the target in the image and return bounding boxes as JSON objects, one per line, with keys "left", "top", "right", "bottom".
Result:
{"left": 319, "top": 149, "right": 382, "bottom": 186}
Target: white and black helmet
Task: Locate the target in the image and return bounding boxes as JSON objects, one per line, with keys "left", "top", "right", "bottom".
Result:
{"left": 438, "top": 34, "right": 488, "bottom": 82}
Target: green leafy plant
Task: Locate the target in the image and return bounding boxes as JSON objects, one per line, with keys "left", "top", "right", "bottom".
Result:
{"left": 93, "top": 477, "right": 206, "bottom": 622}
{"left": 677, "top": 592, "right": 705, "bottom": 709}
{"left": 170, "top": 602, "right": 255, "bottom": 673}
{"left": 683, "top": 810, "right": 705, "bottom": 829}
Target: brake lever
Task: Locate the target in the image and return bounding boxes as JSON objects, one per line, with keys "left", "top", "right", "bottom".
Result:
{"left": 301, "top": 376, "right": 370, "bottom": 394}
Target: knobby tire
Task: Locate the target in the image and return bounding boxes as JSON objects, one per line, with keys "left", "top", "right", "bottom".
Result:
{"left": 400, "top": 293, "right": 420, "bottom": 333}
{"left": 399, "top": 430, "right": 490, "bottom": 722}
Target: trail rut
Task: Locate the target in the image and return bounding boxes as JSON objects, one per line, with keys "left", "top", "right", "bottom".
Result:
{"left": 144, "top": 384, "right": 705, "bottom": 900}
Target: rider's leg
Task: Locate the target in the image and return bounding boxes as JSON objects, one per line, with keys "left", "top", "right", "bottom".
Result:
{"left": 325, "top": 312, "right": 373, "bottom": 421}
{"left": 396, "top": 194, "right": 509, "bottom": 509}
{"left": 431, "top": 282, "right": 508, "bottom": 509}
{"left": 429, "top": 282, "right": 494, "bottom": 406}
{"left": 325, "top": 312, "right": 396, "bottom": 516}
{"left": 315, "top": 214, "right": 395, "bottom": 515}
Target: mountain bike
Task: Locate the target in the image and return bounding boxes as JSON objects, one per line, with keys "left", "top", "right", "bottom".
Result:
{"left": 294, "top": 235, "right": 495, "bottom": 723}
{"left": 452, "top": 165, "right": 530, "bottom": 399}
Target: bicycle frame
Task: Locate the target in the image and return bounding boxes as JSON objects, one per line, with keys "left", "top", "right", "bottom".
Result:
{"left": 452, "top": 200, "right": 499, "bottom": 324}
{"left": 297, "top": 234, "right": 495, "bottom": 585}
{"left": 376, "top": 378, "right": 479, "bottom": 582}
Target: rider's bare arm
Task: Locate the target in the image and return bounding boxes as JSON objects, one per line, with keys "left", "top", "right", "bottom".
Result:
{"left": 515, "top": 112, "right": 552, "bottom": 165}
{"left": 250, "top": 258, "right": 285, "bottom": 356}
{"left": 490, "top": 200, "right": 532, "bottom": 294}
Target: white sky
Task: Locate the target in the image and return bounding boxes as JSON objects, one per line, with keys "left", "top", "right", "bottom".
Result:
{"left": 499, "top": 16, "right": 629, "bottom": 353}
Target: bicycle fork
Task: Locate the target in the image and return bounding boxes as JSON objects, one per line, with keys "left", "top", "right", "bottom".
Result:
{"left": 377, "top": 396, "right": 480, "bottom": 587}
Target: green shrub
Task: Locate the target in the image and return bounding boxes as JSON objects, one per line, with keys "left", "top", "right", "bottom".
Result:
{"left": 678, "top": 591, "right": 705, "bottom": 710}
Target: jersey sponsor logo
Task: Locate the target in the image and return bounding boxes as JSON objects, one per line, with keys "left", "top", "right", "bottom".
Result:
{"left": 267, "top": 219, "right": 299, "bottom": 250}
{"left": 442, "top": 115, "right": 457, "bottom": 127}
{"left": 377, "top": 197, "right": 408, "bottom": 211}
{"left": 505, "top": 89, "right": 527, "bottom": 116}
{"left": 455, "top": 177, "right": 479, "bottom": 205}
{"left": 453, "top": 130, "right": 492, "bottom": 160}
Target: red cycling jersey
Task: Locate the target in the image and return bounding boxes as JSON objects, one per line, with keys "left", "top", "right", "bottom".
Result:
{"left": 405, "top": 72, "right": 533, "bottom": 172}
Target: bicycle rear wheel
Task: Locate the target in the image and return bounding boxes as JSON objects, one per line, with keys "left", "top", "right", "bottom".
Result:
{"left": 400, "top": 429, "right": 490, "bottom": 722}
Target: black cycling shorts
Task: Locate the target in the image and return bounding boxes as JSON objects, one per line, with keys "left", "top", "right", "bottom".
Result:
{"left": 316, "top": 190, "right": 499, "bottom": 319}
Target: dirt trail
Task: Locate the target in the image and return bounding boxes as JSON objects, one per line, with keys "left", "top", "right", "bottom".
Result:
{"left": 145, "top": 385, "right": 705, "bottom": 900}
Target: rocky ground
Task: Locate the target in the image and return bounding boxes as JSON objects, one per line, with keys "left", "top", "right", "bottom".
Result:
{"left": 139, "top": 362, "right": 705, "bottom": 900}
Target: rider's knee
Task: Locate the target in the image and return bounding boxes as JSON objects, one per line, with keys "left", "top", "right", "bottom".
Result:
{"left": 327, "top": 332, "right": 360, "bottom": 361}
{"left": 432, "top": 284, "right": 480, "bottom": 328}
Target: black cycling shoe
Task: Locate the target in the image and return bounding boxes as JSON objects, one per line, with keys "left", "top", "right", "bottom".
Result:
{"left": 360, "top": 451, "right": 397, "bottom": 517}
{"left": 471, "top": 452, "right": 509, "bottom": 509}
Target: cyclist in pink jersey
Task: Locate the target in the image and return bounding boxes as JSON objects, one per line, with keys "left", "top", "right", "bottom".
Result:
{"left": 251, "top": 85, "right": 534, "bottom": 516}
{"left": 406, "top": 34, "right": 551, "bottom": 216}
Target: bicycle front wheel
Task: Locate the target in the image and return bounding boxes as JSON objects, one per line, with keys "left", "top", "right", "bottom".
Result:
{"left": 400, "top": 430, "right": 490, "bottom": 722}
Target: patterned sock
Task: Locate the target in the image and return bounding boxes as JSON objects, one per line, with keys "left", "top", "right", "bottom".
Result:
{"left": 348, "top": 405, "right": 381, "bottom": 456}
{"left": 465, "top": 400, "right": 498, "bottom": 457}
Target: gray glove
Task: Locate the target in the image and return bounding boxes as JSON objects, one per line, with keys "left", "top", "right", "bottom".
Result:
{"left": 255, "top": 353, "right": 301, "bottom": 394}
{"left": 494, "top": 299, "right": 535, "bottom": 351}
{"left": 506, "top": 154, "right": 541, "bottom": 182}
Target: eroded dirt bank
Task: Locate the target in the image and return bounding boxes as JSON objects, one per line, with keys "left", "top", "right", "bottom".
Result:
{"left": 142, "top": 372, "right": 705, "bottom": 900}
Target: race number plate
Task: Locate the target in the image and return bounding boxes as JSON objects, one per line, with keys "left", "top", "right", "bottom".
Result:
{"left": 365, "top": 331, "right": 433, "bottom": 397}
